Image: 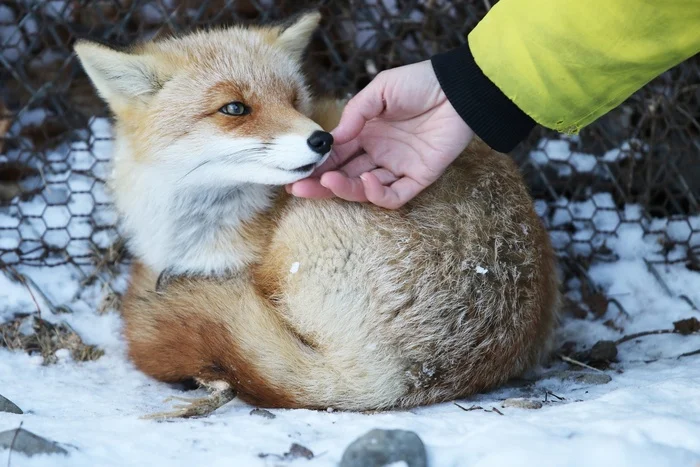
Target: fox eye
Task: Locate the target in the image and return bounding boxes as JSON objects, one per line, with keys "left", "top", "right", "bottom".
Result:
{"left": 219, "top": 102, "right": 250, "bottom": 116}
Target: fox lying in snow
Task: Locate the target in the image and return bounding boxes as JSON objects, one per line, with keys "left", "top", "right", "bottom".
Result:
{"left": 74, "top": 11, "right": 559, "bottom": 414}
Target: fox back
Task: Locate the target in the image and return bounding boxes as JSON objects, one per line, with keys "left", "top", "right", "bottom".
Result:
{"left": 75, "top": 12, "right": 560, "bottom": 411}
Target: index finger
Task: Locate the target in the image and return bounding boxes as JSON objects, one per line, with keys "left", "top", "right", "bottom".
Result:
{"left": 331, "top": 77, "right": 387, "bottom": 145}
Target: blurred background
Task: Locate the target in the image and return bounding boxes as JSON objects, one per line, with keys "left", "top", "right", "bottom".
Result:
{"left": 1, "top": 0, "right": 698, "bottom": 315}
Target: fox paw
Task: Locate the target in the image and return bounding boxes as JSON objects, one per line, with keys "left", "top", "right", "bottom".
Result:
{"left": 143, "top": 382, "right": 236, "bottom": 420}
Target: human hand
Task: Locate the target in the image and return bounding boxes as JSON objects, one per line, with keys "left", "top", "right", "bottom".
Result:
{"left": 287, "top": 60, "right": 474, "bottom": 209}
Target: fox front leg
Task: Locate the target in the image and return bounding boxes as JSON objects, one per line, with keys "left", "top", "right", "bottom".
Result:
{"left": 154, "top": 267, "right": 178, "bottom": 294}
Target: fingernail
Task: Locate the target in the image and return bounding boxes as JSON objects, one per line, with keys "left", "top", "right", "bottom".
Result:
{"left": 359, "top": 173, "right": 368, "bottom": 182}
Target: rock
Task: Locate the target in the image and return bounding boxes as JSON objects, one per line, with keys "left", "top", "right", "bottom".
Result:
{"left": 250, "top": 408, "right": 276, "bottom": 419}
{"left": 552, "top": 371, "right": 612, "bottom": 385}
{"left": 502, "top": 398, "right": 543, "bottom": 410}
{"left": 562, "top": 297, "right": 588, "bottom": 319}
{"left": 589, "top": 340, "right": 618, "bottom": 362}
{"left": 582, "top": 291, "right": 608, "bottom": 318}
{"left": 674, "top": 317, "right": 700, "bottom": 335}
{"left": 0, "top": 428, "right": 67, "bottom": 457}
{"left": 259, "top": 442, "right": 314, "bottom": 461}
{"left": 340, "top": 429, "right": 427, "bottom": 467}
{"left": 287, "top": 443, "right": 314, "bottom": 460}
{"left": 0, "top": 395, "right": 22, "bottom": 414}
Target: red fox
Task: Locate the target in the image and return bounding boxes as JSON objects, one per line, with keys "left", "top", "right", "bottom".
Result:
{"left": 74, "top": 11, "right": 559, "bottom": 413}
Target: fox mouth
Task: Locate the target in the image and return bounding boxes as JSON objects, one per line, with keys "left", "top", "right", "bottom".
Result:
{"left": 291, "top": 163, "right": 316, "bottom": 173}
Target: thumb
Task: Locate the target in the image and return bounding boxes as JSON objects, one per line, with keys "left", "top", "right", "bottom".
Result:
{"left": 331, "top": 74, "right": 387, "bottom": 145}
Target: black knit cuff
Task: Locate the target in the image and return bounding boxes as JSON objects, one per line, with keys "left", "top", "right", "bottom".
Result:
{"left": 430, "top": 43, "right": 536, "bottom": 153}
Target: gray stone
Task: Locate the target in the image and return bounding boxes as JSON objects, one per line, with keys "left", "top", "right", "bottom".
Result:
{"left": 590, "top": 340, "right": 618, "bottom": 362}
{"left": 287, "top": 443, "right": 313, "bottom": 460}
{"left": 0, "top": 395, "right": 22, "bottom": 414}
{"left": 552, "top": 371, "right": 612, "bottom": 385}
{"left": 502, "top": 398, "right": 543, "bottom": 409}
{"left": 258, "top": 442, "right": 314, "bottom": 461}
{"left": 0, "top": 428, "right": 68, "bottom": 457}
{"left": 340, "top": 429, "right": 427, "bottom": 467}
{"left": 250, "top": 408, "right": 276, "bottom": 419}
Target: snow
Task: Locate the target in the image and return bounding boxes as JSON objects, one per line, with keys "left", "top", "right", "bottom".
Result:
{"left": 529, "top": 138, "right": 597, "bottom": 176}
{"left": 528, "top": 137, "right": 646, "bottom": 178}
{"left": 602, "top": 140, "right": 646, "bottom": 163}
{"left": 2, "top": 132, "right": 700, "bottom": 466}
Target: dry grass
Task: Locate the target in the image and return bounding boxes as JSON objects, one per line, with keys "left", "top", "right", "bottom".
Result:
{"left": 0, "top": 237, "right": 123, "bottom": 365}
{"left": 0, "top": 101, "right": 9, "bottom": 154}
{"left": 0, "top": 315, "right": 104, "bottom": 365}
{"left": 82, "top": 238, "right": 129, "bottom": 315}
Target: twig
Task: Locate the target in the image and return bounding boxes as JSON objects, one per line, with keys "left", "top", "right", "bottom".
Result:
{"left": 677, "top": 348, "right": 700, "bottom": 359}
{"left": 644, "top": 260, "right": 673, "bottom": 297}
{"left": 676, "top": 106, "right": 700, "bottom": 132}
{"left": 453, "top": 402, "right": 502, "bottom": 415}
{"left": 3, "top": 267, "right": 65, "bottom": 314}
{"left": 615, "top": 329, "right": 674, "bottom": 345}
{"left": 545, "top": 390, "right": 565, "bottom": 401}
{"left": 454, "top": 402, "right": 482, "bottom": 412}
{"left": 559, "top": 355, "right": 605, "bottom": 373}
{"left": 7, "top": 421, "right": 23, "bottom": 467}
{"left": 678, "top": 295, "right": 698, "bottom": 312}
{"left": 4, "top": 267, "right": 42, "bottom": 317}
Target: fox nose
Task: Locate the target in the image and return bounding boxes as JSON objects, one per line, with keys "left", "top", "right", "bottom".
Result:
{"left": 307, "top": 130, "right": 333, "bottom": 155}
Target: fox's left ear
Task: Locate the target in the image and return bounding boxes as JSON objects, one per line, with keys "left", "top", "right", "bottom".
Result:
{"left": 275, "top": 10, "right": 321, "bottom": 61}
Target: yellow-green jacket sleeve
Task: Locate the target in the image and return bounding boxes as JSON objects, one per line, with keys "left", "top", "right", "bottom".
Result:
{"left": 469, "top": 0, "right": 700, "bottom": 133}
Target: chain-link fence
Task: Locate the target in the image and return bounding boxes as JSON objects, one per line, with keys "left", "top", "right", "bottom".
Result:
{"left": 1, "top": 1, "right": 699, "bottom": 300}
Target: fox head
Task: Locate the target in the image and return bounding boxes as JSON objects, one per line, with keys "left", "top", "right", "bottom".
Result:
{"left": 74, "top": 11, "right": 331, "bottom": 187}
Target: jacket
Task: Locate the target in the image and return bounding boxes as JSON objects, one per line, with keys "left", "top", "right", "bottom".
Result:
{"left": 430, "top": 0, "right": 700, "bottom": 153}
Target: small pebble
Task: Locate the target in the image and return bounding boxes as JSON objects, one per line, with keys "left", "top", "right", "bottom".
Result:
{"left": 0, "top": 394, "right": 22, "bottom": 414}
{"left": 551, "top": 370, "right": 612, "bottom": 385}
{"left": 502, "top": 398, "right": 543, "bottom": 410}
{"left": 589, "top": 340, "right": 618, "bottom": 362}
{"left": 287, "top": 443, "right": 314, "bottom": 460}
{"left": 674, "top": 317, "right": 700, "bottom": 335}
{"left": 250, "top": 408, "right": 276, "bottom": 419}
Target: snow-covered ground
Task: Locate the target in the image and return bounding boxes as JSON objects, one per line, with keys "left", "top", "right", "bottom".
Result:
{"left": 1, "top": 123, "right": 700, "bottom": 466}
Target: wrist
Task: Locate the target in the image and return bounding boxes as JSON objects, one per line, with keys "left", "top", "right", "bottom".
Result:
{"left": 430, "top": 43, "right": 535, "bottom": 153}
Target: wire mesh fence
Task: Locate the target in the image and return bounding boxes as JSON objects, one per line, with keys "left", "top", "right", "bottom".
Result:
{"left": 1, "top": 0, "right": 699, "bottom": 297}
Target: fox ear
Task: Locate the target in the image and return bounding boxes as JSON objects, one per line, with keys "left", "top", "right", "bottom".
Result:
{"left": 275, "top": 10, "right": 321, "bottom": 61}
{"left": 74, "top": 41, "right": 166, "bottom": 106}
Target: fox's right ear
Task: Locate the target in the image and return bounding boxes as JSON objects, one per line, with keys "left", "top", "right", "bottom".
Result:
{"left": 74, "top": 41, "right": 167, "bottom": 106}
